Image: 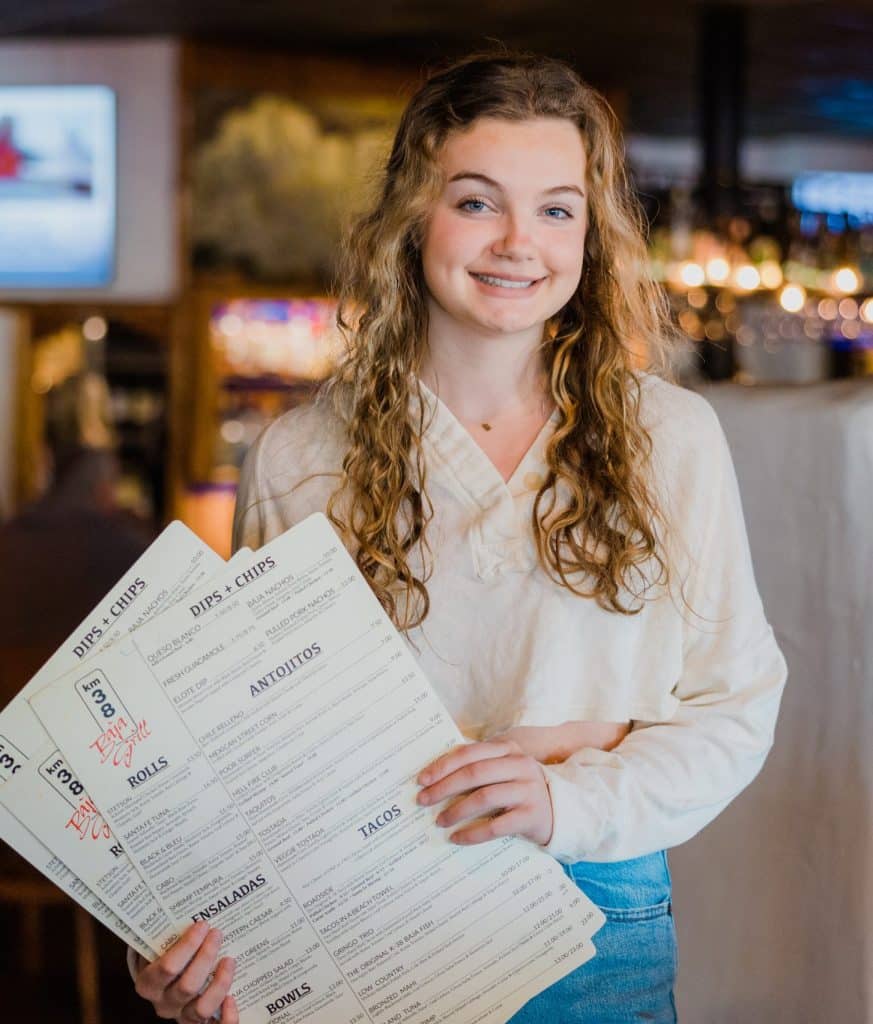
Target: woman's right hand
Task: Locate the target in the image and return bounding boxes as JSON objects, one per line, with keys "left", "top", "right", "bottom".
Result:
{"left": 131, "top": 921, "right": 238, "bottom": 1022}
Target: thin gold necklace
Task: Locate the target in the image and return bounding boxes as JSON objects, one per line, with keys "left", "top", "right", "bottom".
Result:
{"left": 478, "top": 393, "right": 551, "bottom": 432}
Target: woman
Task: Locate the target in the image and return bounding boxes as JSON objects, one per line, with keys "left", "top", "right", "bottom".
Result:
{"left": 131, "top": 51, "right": 787, "bottom": 1023}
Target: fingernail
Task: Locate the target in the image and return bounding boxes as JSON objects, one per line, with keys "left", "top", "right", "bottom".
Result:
{"left": 212, "top": 928, "right": 223, "bottom": 943}
{"left": 417, "top": 791, "right": 429, "bottom": 805}
{"left": 418, "top": 771, "right": 430, "bottom": 784}
{"left": 435, "top": 813, "right": 446, "bottom": 826}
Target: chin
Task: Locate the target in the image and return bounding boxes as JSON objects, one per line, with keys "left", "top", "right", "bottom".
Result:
{"left": 474, "top": 309, "right": 549, "bottom": 335}
{"left": 466, "top": 315, "right": 531, "bottom": 336}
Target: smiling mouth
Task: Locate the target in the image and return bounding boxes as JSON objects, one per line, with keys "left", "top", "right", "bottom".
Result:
{"left": 470, "top": 272, "right": 544, "bottom": 289}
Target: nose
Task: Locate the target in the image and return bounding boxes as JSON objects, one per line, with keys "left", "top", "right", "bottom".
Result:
{"left": 491, "top": 213, "right": 535, "bottom": 261}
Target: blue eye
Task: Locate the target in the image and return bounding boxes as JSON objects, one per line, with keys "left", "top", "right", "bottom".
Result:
{"left": 545, "top": 207, "right": 572, "bottom": 219}
{"left": 459, "top": 198, "right": 489, "bottom": 213}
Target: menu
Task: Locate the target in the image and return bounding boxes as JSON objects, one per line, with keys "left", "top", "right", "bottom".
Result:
{"left": 0, "top": 522, "right": 224, "bottom": 957}
{"left": 0, "top": 535, "right": 252, "bottom": 956}
{"left": 3, "top": 513, "right": 604, "bottom": 1023}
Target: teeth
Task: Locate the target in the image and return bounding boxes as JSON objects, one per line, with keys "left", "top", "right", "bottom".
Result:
{"left": 474, "top": 273, "right": 537, "bottom": 289}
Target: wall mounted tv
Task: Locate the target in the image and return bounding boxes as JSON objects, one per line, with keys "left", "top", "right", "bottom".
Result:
{"left": 0, "top": 85, "right": 116, "bottom": 289}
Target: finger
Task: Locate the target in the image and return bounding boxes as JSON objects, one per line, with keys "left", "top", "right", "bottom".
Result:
{"left": 183, "top": 956, "right": 236, "bottom": 1022}
{"left": 434, "top": 782, "right": 528, "bottom": 829}
{"left": 164, "top": 929, "right": 224, "bottom": 1012}
{"left": 220, "top": 994, "right": 239, "bottom": 1024}
{"left": 136, "top": 921, "right": 211, "bottom": 1000}
{"left": 417, "top": 741, "right": 518, "bottom": 787}
{"left": 450, "top": 807, "right": 532, "bottom": 845}
{"left": 418, "top": 754, "right": 533, "bottom": 806}
{"left": 127, "top": 946, "right": 147, "bottom": 983}
{"left": 178, "top": 1006, "right": 210, "bottom": 1024}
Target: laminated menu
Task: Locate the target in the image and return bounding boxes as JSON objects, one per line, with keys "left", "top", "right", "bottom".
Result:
{"left": 0, "top": 522, "right": 225, "bottom": 958}
{"left": 0, "top": 536, "right": 253, "bottom": 957}
{"left": 19, "top": 512, "right": 605, "bottom": 1023}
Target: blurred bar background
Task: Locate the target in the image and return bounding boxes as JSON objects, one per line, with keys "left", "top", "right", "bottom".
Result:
{"left": 0, "top": 2, "right": 871, "bottom": 1021}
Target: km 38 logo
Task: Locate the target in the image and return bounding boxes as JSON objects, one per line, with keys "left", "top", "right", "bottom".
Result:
{"left": 75, "top": 669, "right": 132, "bottom": 727}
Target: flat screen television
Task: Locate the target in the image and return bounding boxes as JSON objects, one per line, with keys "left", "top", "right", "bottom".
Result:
{"left": 0, "top": 84, "right": 116, "bottom": 289}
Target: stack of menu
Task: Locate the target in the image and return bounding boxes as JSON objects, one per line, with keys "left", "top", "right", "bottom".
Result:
{"left": 0, "top": 512, "right": 604, "bottom": 1023}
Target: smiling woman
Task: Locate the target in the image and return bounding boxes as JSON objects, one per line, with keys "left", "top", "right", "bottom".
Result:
{"left": 423, "top": 118, "right": 588, "bottom": 341}
{"left": 128, "top": 50, "right": 787, "bottom": 1024}
{"left": 321, "top": 54, "right": 681, "bottom": 629}
{"left": 419, "top": 116, "right": 588, "bottom": 454}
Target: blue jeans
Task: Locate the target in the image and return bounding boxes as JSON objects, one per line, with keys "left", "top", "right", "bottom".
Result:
{"left": 508, "top": 851, "right": 678, "bottom": 1023}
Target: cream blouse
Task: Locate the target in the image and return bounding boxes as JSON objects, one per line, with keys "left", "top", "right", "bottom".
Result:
{"left": 232, "top": 372, "right": 788, "bottom": 864}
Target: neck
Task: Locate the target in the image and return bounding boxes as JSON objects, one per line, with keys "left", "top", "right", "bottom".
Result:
{"left": 419, "top": 308, "right": 550, "bottom": 423}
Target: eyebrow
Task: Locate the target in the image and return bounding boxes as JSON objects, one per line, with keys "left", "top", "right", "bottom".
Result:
{"left": 447, "top": 171, "right": 585, "bottom": 199}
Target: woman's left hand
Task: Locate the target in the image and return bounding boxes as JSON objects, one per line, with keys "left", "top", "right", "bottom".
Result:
{"left": 416, "top": 739, "right": 554, "bottom": 847}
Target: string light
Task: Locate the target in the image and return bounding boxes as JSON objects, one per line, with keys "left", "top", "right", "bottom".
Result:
{"left": 779, "top": 284, "right": 806, "bottom": 313}
{"left": 833, "top": 267, "right": 860, "bottom": 294}
{"left": 759, "top": 261, "right": 784, "bottom": 289}
{"left": 735, "top": 265, "right": 761, "bottom": 290}
{"left": 680, "top": 262, "right": 705, "bottom": 287}
{"left": 82, "top": 316, "right": 107, "bottom": 342}
{"left": 705, "top": 257, "right": 730, "bottom": 284}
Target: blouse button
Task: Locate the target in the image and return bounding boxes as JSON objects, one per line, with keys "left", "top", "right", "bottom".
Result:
{"left": 523, "top": 471, "right": 544, "bottom": 491}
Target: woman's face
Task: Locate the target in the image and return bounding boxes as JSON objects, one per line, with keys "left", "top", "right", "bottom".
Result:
{"left": 421, "top": 116, "right": 588, "bottom": 344}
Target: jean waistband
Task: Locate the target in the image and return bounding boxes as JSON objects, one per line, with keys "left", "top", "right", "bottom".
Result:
{"left": 563, "top": 850, "right": 672, "bottom": 912}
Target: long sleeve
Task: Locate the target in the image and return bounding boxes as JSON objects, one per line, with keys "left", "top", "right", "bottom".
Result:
{"left": 231, "top": 400, "right": 345, "bottom": 557}
{"left": 231, "top": 421, "right": 300, "bottom": 555}
{"left": 542, "top": 395, "right": 788, "bottom": 863}
{"left": 232, "top": 426, "right": 269, "bottom": 555}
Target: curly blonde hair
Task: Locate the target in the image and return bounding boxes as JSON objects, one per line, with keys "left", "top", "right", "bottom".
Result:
{"left": 322, "top": 49, "right": 681, "bottom": 632}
